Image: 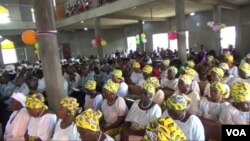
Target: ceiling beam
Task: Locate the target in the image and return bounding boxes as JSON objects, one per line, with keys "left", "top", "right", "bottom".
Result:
{"left": 104, "top": 15, "right": 166, "bottom": 21}
{"left": 189, "top": 0, "right": 239, "bottom": 9}
{"left": 0, "top": 21, "right": 35, "bottom": 30}
{"left": 56, "top": 0, "right": 158, "bottom": 28}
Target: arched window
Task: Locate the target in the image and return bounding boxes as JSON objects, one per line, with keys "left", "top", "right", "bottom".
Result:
{"left": 1, "top": 39, "right": 18, "bottom": 64}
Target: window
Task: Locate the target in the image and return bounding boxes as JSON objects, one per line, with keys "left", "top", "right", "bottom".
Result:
{"left": 1, "top": 39, "right": 18, "bottom": 64}
{"left": 127, "top": 36, "right": 137, "bottom": 52}
{"left": 220, "top": 26, "right": 236, "bottom": 49}
{"left": 30, "top": 8, "right": 36, "bottom": 23}
{"left": 152, "top": 33, "right": 168, "bottom": 51}
{"left": 153, "top": 31, "right": 189, "bottom": 52}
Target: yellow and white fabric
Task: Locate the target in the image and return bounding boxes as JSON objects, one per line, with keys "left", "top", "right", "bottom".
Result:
{"left": 103, "top": 79, "right": 120, "bottom": 94}
{"left": 84, "top": 94, "right": 103, "bottom": 111}
{"left": 143, "top": 65, "right": 153, "bottom": 74}
{"left": 144, "top": 117, "right": 187, "bottom": 141}
{"left": 198, "top": 97, "right": 223, "bottom": 120}
{"left": 26, "top": 94, "right": 48, "bottom": 109}
{"left": 75, "top": 109, "right": 102, "bottom": 131}
{"left": 162, "top": 59, "right": 170, "bottom": 67}
{"left": 239, "top": 63, "right": 250, "bottom": 77}
{"left": 60, "top": 97, "right": 80, "bottom": 116}
{"left": 84, "top": 80, "right": 97, "bottom": 91}
{"left": 211, "top": 67, "right": 224, "bottom": 78}
{"left": 162, "top": 111, "right": 205, "bottom": 140}
{"left": 230, "top": 82, "right": 250, "bottom": 103}
{"left": 112, "top": 69, "right": 123, "bottom": 80}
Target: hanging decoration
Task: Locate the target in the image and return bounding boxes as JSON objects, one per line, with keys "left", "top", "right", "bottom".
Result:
{"left": 92, "top": 36, "right": 107, "bottom": 47}
{"left": 136, "top": 35, "right": 140, "bottom": 45}
{"left": 168, "top": 32, "right": 177, "bottom": 40}
{"left": 22, "top": 30, "right": 37, "bottom": 45}
{"left": 140, "top": 33, "right": 147, "bottom": 44}
{"left": 207, "top": 21, "right": 226, "bottom": 32}
{"left": 34, "top": 42, "right": 40, "bottom": 50}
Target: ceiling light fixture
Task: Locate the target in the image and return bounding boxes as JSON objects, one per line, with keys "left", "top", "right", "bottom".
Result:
{"left": 84, "top": 28, "right": 88, "bottom": 31}
{"left": 81, "top": 21, "right": 84, "bottom": 23}
{"left": 142, "top": 21, "right": 145, "bottom": 24}
{"left": 0, "top": 35, "right": 2, "bottom": 38}
{"left": 190, "top": 12, "right": 195, "bottom": 16}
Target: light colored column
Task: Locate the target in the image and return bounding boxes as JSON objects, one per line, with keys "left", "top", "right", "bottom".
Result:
{"left": 33, "top": 0, "right": 64, "bottom": 111}
{"left": 175, "top": 0, "right": 187, "bottom": 64}
{"left": 213, "top": 3, "right": 222, "bottom": 54}
{"left": 94, "top": 17, "right": 104, "bottom": 62}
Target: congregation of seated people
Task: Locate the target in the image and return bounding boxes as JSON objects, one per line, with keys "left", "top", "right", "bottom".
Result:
{"left": 0, "top": 47, "right": 250, "bottom": 141}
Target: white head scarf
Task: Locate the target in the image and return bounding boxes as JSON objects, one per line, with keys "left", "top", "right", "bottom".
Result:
{"left": 11, "top": 93, "right": 27, "bottom": 107}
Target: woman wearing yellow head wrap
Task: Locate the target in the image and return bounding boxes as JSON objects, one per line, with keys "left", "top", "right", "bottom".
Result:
{"left": 182, "top": 67, "right": 196, "bottom": 79}
{"left": 143, "top": 65, "right": 153, "bottom": 75}
{"left": 52, "top": 97, "right": 80, "bottom": 140}
{"left": 132, "top": 61, "right": 141, "bottom": 69}
{"left": 144, "top": 117, "right": 187, "bottom": 141}
{"left": 160, "top": 59, "right": 170, "bottom": 79}
{"left": 186, "top": 60, "right": 195, "bottom": 69}
{"left": 197, "top": 82, "right": 229, "bottom": 120}
{"left": 84, "top": 80, "right": 103, "bottom": 111}
{"left": 219, "top": 82, "right": 250, "bottom": 125}
{"left": 121, "top": 82, "right": 162, "bottom": 141}
{"left": 162, "top": 94, "right": 205, "bottom": 140}
{"left": 219, "top": 63, "right": 234, "bottom": 84}
{"left": 210, "top": 67, "right": 224, "bottom": 81}
{"left": 224, "top": 54, "right": 234, "bottom": 63}
{"left": 112, "top": 69, "right": 123, "bottom": 81}
{"left": 76, "top": 109, "right": 114, "bottom": 141}
{"left": 26, "top": 94, "right": 57, "bottom": 141}
{"left": 178, "top": 74, "right": 201, "bottom": 115}
{"left": 146, "top": 77, "right": 160, "bottom": 88}
{"left": 239, "top": 62, "right": 250, "bottom": 78}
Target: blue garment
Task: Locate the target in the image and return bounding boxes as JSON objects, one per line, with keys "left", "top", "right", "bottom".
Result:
{"left": 102, "top": 72, "right": 113, "bottom": 84}
{"left": 0, "top": 81, "right": 16, "bottom": 98}
{"left": 63, "top": 79, "right": 69, "bottom": 96}
{"left": 13, "top": 83, "right": 30, "bottom": 95}
{"left": 80, "top": 73, "right": 94, "bottom": 88}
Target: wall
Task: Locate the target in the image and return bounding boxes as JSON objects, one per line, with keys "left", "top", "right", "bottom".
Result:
{"left": 58, "top": 28, "right": 127, "bottom": 57}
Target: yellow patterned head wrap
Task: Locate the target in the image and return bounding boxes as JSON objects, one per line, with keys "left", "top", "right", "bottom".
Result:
{"left": 239, "top": 63, "right": 250, "bottom": 75}
{"left": 112, "top": 69, "right": 123, "bottom": 79}
{"left": 219, "top": 63, "right": 229, "bottom": 71}
{"left": 179, "top": 74, "right": 192, "bottom": 86}
{"left": 166, "top": 94, "right": 190, "bottom": 111}
{"left": 206, "top": 56, "right": 214, "bottom": 62}
{"left": 230, "top": 82, "right": 250, "bottom": 103}
{"left": 210, "top": 82, "right": 228, "bottom": 99}
{"left": 168, "top": 66, "right": 178, "bottom": 76}
{"left": 146, "top": 77, "right": 160, "bottom": 88}
{"left": 142, "top": 83, "right": 155, "bottom": 96}
{"left": 225, "top": 55, "right": 234, "bottom": 63}
{"left": 84, "top": 80, "right": 96, "bottom": 91}
{"left": 60, "top": 97, "right": 80, "bottom": 116}
{"left": 26, "top": 94, "right": 48, "bottom": 109}
{"left": 103, "top": 79, "right": 120, "bottom": 94}
{"left": 211, "top": 67, "right": 224, "bottom": 78}
{"left": 186, "top": 60, "right": 195, "bottom": 68}
{"left": 132, "top": 61, "right": 140, "bottom": 69}
{"left": 144, "top": 117, "right": 187, "bottom": 141}
{"left": 143, "top": 65, "right": 153, "bottom": 74}
{"left": 182, "top": 67, "right": 196, "bottom": 78}
{"left": 162, "top": 59, "right": 170, "bottom": 67}
{"left": 75, "top": 109, "right": 102, "bottom": 132}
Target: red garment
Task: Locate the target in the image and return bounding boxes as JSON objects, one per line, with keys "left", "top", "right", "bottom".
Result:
{"left": 152, "top": 67, "right": 160, "bottom": 78}
{"left": 139, "top": 62, "right": 145, "bottom": 69}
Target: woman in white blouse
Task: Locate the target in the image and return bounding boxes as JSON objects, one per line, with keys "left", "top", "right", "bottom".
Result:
{"left": 4, "top": 93, "right": 30, "bottom": 141}
{"left": 51, "top": 97, "right": 80, "bottom": 140}
{"left": 25, "top": 94, "right": 57, "bottom": 141}
{"left": 100, "top": 79, "right": 128, "bottom": 137}
{"left": 121, "top": 83, "right": 162, "bottom": 141}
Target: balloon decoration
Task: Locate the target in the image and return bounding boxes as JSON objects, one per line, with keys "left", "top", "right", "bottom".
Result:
{"left": 140, "top": 33, "right": 147, "bottom": 44}
{"left": 101, "top": 39, "right": 107, "bottom": 47}
{"left": 207, "top": 21, "right": 226, "bottom": 32}
{"left": 22, "top": 30, "right": 37, "bottom": 45}
{"left": 168, "top": 32, "right": 177, "bottom": 40}
{"left": 34, "top": 42, "right": 40, "bottom": 50}
{"left": 91, "top": 36, "right": 107, "bottom": 47}
{"left": 136, "top": 35, "right": 140, "bottom": 45}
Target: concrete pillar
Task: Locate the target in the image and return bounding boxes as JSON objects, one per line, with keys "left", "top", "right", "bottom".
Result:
{"left": 138, "top": 20, "right": 144, "bottom": 52}
{"left": 213, "top": 3, "right": 222, "bottom": 54}
{"left": 175, "top": 0, "right": 187, "bottom": 64}
{"left": 33, "top": 0, "right": 64, "bottom": 111}
{"left": 94, "top": 17, "right": 104, "bottom": 62}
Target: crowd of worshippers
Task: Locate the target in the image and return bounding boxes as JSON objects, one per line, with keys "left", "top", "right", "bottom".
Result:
{"left": 0, "top": 47, "right": 250, "bottom": 141}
